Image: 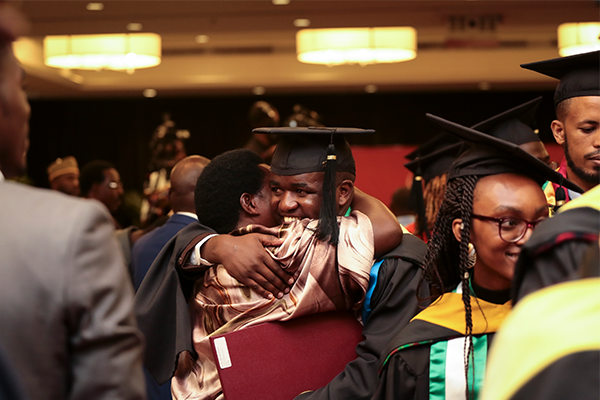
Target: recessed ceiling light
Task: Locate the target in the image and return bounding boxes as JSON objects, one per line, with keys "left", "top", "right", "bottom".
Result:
{"left": 86, "top": 3, "right": 104, "bottom": 11}
{"left": 294, "top": 19, "right": 311, "bottom": 28}
{"left": 365, "top": 84, "right": 378, "bottom": 93}
{"left": 127, "top": 23, "right": 143, "bottom": 31}
{"left": 143, "top": 89, "right": 157, "bottom": 98}
{"left": 195, "top": 35, "right": 209, "bottom": 44}
{"left": 272, "top": 0, "right": 290, "bottom": 5}
{"left": 252, "top": 86, "right": 266, "bottom": 95}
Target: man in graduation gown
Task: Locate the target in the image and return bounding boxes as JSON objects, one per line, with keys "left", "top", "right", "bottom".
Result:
{"left": 135, "top": 127, "right": 428, "bottom": 400}
{"left": 521, "top": 50, "right": 600, "bottom": 208}
{"left": 171, "top": 148, "right": 385, "bottom": 400}
{"left": 509, "top": 52, "right": 600, "bottom": 303}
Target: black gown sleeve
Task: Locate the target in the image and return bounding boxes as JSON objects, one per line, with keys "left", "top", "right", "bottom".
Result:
{"left": 295, "top": 242, "right": 428, "bottom": 400}
{"left": 512, "top": 206, "right": 600, "bottom": 304}
{"left": 371, "top": 346, "right": 430, "bottom": 400}
{"left": 510, "top": 351, "right": 600, "bottom": 400}
{"left": 134, "top": 221, "right": 216, "bottom": 385}
{"left": 513, "top": 239, "right": 593, "bottom": 302}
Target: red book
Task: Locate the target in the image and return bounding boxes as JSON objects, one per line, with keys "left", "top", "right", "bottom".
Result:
{"left": 210, "top": 311, "right": 364, "bottom": 400}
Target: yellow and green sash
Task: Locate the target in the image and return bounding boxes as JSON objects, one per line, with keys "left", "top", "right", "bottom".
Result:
{"left": 382, "top": 284, "right": 511, "bottom": 400}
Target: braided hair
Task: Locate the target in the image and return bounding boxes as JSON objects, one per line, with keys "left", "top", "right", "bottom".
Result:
{"left": 415, "top": 173, "right": 448, "bottom": 238}
{"left": 422, "top": 174, "right": 479, "bottom": 400}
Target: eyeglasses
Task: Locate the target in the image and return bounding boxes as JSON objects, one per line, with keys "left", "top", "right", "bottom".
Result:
{"left": 471, "top": 214, "right": 545, "bottom": 243}
{"left": 107, "top": 181, "right": 123, "bottom": 190}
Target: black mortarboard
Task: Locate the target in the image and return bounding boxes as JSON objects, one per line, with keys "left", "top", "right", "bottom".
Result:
{"left": 253, "top": 127, "right": 371, "bottom": 176}
{"left": 405, "top": 132, "right": 461, "bottom": 161}
{"left": 471, "top": 97, "right": 543, "bottom": 145}
{"left": 253, "top": 126, "right": 374, "bottom": 245}
{"left": 405, "top": 142, "right": 466, "bottom": 182}
{"left": 521, "top": 50, "right": 600, "bottom": 107}
{"left": 404, "top": 141, "right": 467, "bottom": 240}
{"left": 426, "top": 114, "right": 584, "bottom": 194}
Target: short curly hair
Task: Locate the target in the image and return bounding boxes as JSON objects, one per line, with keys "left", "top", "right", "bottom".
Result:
{"left": 195, "top": 149, "right": 266, "bottom": 234}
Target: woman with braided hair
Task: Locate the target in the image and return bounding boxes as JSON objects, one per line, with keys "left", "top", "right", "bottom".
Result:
{"left": 373, "top": 112, "right": 583, "bottom": 400}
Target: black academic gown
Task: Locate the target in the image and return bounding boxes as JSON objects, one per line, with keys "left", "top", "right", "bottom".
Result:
{"left": 373, "top": 285, "right": 511, "bottom": 400}
{"left": 511, "top": 186, "right": 600, "bottom": 304}
{"left": 134, "top": 222, "right": 212, "bottom": 385}
{"left": 295, "top": 234, "right": 429, "bottom": 400}
{"left": 481, "top": 245, "right": 599, "bottom": 400}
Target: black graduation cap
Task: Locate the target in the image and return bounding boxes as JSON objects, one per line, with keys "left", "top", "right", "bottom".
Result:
{"left": 252, "top": 126, "right": 372, "bottom": 176}
{"left": 405, "top": 132, "right": 461, "bottom": 161}
{"left": 521, "top": 50, "right": 600, "bottom": 107}
{"left": 404, "top": 141, "right": 467, "bottom": 240}
{"left": 405, "top": 142, "right": 466, "bottom": 182}
{"left": 253, "top": 126, "right": 374, "bottom": 245}
{"left": 425, "top": 113, "right": 584, "bottom": 194}
{"left": 471, "top": 97, "right": 543, "bottom": 145}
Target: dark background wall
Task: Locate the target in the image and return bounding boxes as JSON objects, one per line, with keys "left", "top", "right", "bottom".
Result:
{"left": 27, "top": 89, "right": 556, "bottom": 191}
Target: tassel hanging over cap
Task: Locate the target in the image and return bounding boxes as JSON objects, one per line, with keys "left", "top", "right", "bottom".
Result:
{"left": 317, "top": 134, "right": 340, "bottom": 245}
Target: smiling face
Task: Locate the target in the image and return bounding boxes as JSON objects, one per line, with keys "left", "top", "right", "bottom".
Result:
{"left": 468, "top": 173, "right": 548, "bottom": 291}
{"left": 269, "top": 171, "right": 324, "bottom": 223}
{"left": 552, "top": 96, "right": 600, "bottom": 192}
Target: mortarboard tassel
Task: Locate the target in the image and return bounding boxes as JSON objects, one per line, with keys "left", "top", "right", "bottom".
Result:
{"left": 318, "top": 140, "right": 340, "bottom": 245}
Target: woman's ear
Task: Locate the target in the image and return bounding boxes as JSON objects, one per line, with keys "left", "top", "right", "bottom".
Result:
{"left": 240, "top": 193, "right": 260, "bottom": 215}
{"left": 452, "top": 218, "right": 463, "bottom": 242}
{"left": 337, "top": 180, "right": 354, "bottom": 210}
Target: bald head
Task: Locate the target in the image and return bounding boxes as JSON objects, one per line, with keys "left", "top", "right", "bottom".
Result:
{"left": 169, "top": 155, "right": 210, "bottom": 213}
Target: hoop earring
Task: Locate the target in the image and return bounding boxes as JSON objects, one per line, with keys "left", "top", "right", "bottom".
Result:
{"left": 467, "top": 242, "right": 476, "bottom": 269}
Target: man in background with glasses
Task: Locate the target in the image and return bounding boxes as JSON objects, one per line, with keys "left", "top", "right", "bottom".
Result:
{"left": 80, "top": 159, "right": 125, "bottom": 226}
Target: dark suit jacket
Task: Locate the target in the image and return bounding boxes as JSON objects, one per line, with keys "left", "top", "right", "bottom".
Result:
{"left": 0, "top": 181, "right": 145, "bottom": 400}
{"left": 131, "top": 213, "right": 196, "bottom": 400}
{"left": 132, "top": 213, "right": 197, "bottom": 291}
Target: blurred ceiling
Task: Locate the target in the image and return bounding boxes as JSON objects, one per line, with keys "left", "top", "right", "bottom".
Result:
{"left": 14, "top": 0, "right": 600, "bottom": 99}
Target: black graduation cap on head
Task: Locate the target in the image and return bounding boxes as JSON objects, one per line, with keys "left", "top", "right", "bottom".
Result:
{"left": 521, "top": 50, "right": 600, "bottom": 107}
{"left": 425, "top": 113, "right": 584, "bottom": 194}
{"left": 404, "top": 141, "right": 467, "bottom": 240}
{"left": 253, "top": 126, "right": 374, "bottom": 245}
{"left": 405, "top": 132, "right": 461, "bottom": 161}
{"left": 405, "top": 142, "right": 467, "bottom": 182}
{"left": 471, "top": 97, "right": 543, "bottom": 145}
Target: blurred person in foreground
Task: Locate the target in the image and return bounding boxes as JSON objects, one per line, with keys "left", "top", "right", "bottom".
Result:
{"left": 0, "top": 4, "right": 145, "bottom": 399}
